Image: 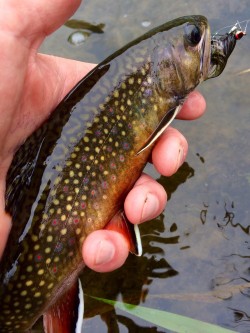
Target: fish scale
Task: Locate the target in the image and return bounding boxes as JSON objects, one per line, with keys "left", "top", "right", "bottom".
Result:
{"left": 0, "top": 15, "right": 242, "bottom": 332}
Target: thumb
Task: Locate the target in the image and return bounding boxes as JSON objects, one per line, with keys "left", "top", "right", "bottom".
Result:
{"left": 0, "top": 0, "right": 81, "bottom": 48}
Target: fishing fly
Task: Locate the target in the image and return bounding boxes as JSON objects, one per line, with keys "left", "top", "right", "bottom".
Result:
{"left": 212, "top": 19, "right": 249, "bottom": 40}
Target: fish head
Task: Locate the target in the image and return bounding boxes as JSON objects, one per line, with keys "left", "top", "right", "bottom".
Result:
{"left": 151, "top": 15, "right": 211, "bottom": 100}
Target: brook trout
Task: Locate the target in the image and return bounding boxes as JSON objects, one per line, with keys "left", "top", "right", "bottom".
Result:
{"left": 0, "top": 15, "right": 243, "bottom": 332}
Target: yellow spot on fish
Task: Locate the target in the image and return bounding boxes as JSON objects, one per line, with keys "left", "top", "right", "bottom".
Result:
{"left": 67, "top": 195, "right": 73, "bottom": 201}
{"left": 26, "top": 266, "right": 33, "bottom": 273}
{"left": 53, "top": 199, "right": 59, "bottom": 205}
{"left": 73, "top": 179, "right": 79, "bottom": 185}
{"left": 86, "top": 165, "right": 91, "bottom": 171}
{"left": 20, "top": 290, "right": 27, "bottom": 297}
{"left": 75, "top": 188, "right": 80, "bottom": 194}
{"left": 34, "top": 292, "right": 41, "bottom": 298}
{"left": 46, "top": 258, "right": 51, "bottom": 264}
{"left": 69, "top": 170, "right": 74, "bottom": 177}
{"left": 54, "top": 177, "right": 61, "bottom": 185}
{"left": 113, "top": 90, "right": 119, "bottom": 98}
{"left": 66, "top": 161, "right": 72, "bottom": 167}
{"left": 26, "top": 280, "right": 33, "bottom": 287}
{"left": 121, "top": 82, "right": 126, "bottom": 89}
{"left": 38, "top": 269, "right": 44, "bottom": 275}
{"left": 31, "top": 234, "right": 38, "bottom": 242}
{"left": 45, "top": 247, "right": 51, "bottom": 254}
{"left": 47, "top": 235, "right": 53, "bottom": 242}
{"left": 128, "top": 77, "right": 134, "bottom": 84}
{"left": 61, "top": 228, "right": 67, "bottom": 235}
{"left": 48, "top": 283, "right": 54, "bottom": 289}
{"left": 39, "top": 280, "right": 45, "bottom": 287}
{"left": 83, "top": 136, "right": 89, "bottom": 143}
{"left": 100, "top": 156, "right": 105, "bottom": 161}
{"left": 66, "top": 204, "right": 72, "bottom": 211}
{"left": 120, "top": 105, "right": 125, "bottom": 111}
{"left": 61, "top": 215, "right": 66, "bottom": 222}
{"left": 40, "top": 224, "right": 45, "bottom": 231}
{"left": 76, "top": 228, "right": 81, "bottom": 235}
{"left": 71, "top": 153, "right": 77, "bottom": 159}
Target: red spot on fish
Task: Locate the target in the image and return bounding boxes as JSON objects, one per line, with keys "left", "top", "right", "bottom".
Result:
{"left": 63, "top": 186, "right": 69, "bottom": 192}
{"left": 68, "top": 238, "right": 75, "bottom": 246}
{"left": 110, "top": 162, "right": 116, "bottom": 169}
{"left": 111, "top": 174, "right": 117, "bottom": 181}
{"left": 52, "top": 219, "right": 58, "bottom": 226}
{"left": 119, "top": 154, "right": 125, "bottom": 162}
{"left": 35, "top": 254, "right": 43, "bottom": 262}
{"left": 91, "top": 189, "right": 96, "bottom": 197}
{"left": 73, "top": 218, "right": 80, "bottom": 224}
{"left": 81, "top": 202, "right": 86, "bottom": 209}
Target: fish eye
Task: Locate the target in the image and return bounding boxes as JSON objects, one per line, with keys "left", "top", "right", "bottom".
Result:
{"left": 184, "top": 24, "right": 202, "bottom": 46}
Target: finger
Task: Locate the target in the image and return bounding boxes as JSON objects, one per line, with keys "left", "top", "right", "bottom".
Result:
{"left": 152, "top": 127, "right": 188, "bottom": 176}
{"left": 124, "top": 174, "right": 167, "bottom": 224}
{"left": 82, "top": 230, "right": 129, "bottom": 272}
{"left": 177, "top": 91, "right": 206, "bottom": 120}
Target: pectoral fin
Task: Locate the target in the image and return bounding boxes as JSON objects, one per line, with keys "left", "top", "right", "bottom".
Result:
{"left": 105, "top": 210, "right": 142, "bottom": 256}
{"left": 136, "top": 105, "right": 182, "bottom": 155}
{"left": 43, "top": 279, "right": 84, "bottom": 333}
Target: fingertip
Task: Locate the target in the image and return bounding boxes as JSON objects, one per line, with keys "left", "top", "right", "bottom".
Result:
{"left": 152, "top": 127, "right": 188, "bottom": 176}
{"left": 178, "top": 91, "right": 206, "bottom": 120}
{"left": 82, "top": 230, "right": 129, "bottom": 273}
{"left": 124, "top": 174, "right": 167, "bottom": 224}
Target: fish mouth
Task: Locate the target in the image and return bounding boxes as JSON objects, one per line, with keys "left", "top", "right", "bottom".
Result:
{"left": 207, "top": 30, "right": 237, "bottom": 79}
{"left": 199, "top": 24, "right": 211, "bottom": 82}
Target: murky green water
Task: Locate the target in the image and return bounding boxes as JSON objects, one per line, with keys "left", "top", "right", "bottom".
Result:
{"left": 38, "top": 0, "right": 250, "bottom": 332}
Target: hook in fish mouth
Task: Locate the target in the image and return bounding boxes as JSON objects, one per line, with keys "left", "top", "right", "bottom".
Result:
{"left": 208, "top": 23, "right": 246, "bottom": 79}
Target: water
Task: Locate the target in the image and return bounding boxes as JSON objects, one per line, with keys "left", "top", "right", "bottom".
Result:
{"left": 38, "top": 0, "right": 250, "bottom": 332}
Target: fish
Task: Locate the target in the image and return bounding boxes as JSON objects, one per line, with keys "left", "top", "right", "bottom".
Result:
{"left": 0, "top": 15, "right": 244, "bottom": 333}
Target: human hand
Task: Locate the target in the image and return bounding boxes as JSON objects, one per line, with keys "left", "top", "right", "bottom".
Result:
{"left": 0, "top": 0, "right": 206, "bottom": 271}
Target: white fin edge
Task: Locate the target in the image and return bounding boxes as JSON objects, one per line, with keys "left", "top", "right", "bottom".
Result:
{"left": 134, "top": 224, "right": 142, "bottom": 256}
{"left": 136, "top": 105, "right": 182, "bottom": 155}
{"left": 75, "top": 279, "right": 84, "bottom": 333}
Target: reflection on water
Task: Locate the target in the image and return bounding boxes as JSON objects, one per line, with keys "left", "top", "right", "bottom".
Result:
{"left": 37, "top": 0, "right": 250, "bottom": 332}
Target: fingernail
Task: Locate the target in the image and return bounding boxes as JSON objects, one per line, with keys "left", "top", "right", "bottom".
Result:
{"left": 175, "top": 145, "right": 185, "bottom": 172}
{"left": 94, "top": 239, "right": 115, "bottom": 265}
{"left": 141, "top": 193, "right": 159, "bottom": 223}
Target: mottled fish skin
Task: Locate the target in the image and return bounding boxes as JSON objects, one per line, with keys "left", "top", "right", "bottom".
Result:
{"left": 0, "top": 16, "right": 210, "bottom": 332}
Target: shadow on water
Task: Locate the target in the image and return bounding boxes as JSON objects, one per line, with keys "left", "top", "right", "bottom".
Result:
{"left": 36, "top": 0, "right": 250, "bottom": 332}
